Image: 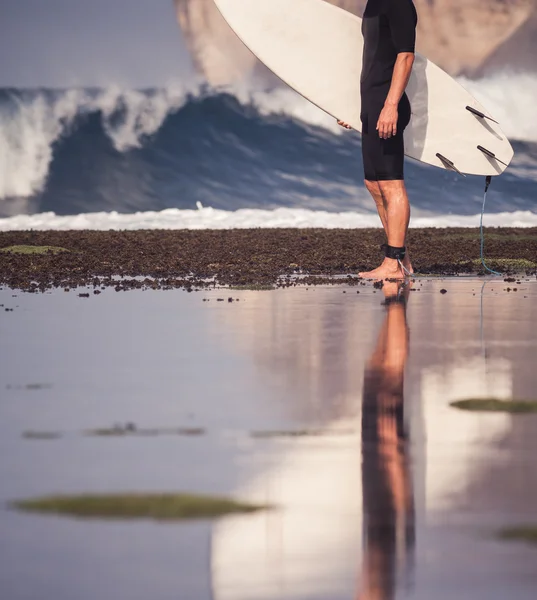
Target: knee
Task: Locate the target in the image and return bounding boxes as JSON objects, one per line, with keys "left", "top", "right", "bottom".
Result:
{"left": 377, "top": 179, "right": 406, "bottom": 196}
{"left": 364, "top": 179, "right": 380, "bottom": 196}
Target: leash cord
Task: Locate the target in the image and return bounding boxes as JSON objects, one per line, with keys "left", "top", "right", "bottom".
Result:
{"left": 480, "top": 176, "right": 502, "bottom": 276}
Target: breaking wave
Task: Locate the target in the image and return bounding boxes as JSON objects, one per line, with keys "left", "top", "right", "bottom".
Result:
{"left": 0, "top": 72, "right": 536, "bottom": 224}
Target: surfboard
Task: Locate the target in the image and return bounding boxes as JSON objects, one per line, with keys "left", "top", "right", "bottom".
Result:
{"left": 213, "top": 0, "right": 514, "bottom": 177}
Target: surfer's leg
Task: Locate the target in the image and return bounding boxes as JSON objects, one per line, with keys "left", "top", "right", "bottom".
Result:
{"left": 364, "top": 179, "right": 389, "bottom": 233}
{"left": 380, "top": 180, "right": 413, "bottom": 276}
{"left": 360, "top": 180, "right": 412, "bottom": 279}
{"left": 378, "top": 180, "right": 410, "bottom": 248}
{"left": 362, "top": 110, "right": 390, "bottom": 236}
{"left": 360, "top": 97, "right": 413, "bottom": 279}
{"left": 380, "top": 96, "right": 412, "bottom": 274}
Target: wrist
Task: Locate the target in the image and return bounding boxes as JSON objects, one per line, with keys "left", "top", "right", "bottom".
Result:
{"left": 385, "top": 99, "right": 399, "bottom": 107}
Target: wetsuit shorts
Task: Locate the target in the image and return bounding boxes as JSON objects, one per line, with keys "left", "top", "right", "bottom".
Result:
{"left": 361, "top": 92, "right": 411, "bottom": 181}
{"left": 360, "top": 0, "right": 418, "bottom": 182}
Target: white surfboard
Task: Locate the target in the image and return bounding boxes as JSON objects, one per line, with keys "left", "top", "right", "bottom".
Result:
{"left": 213, "top": 0, "right": 514, "bottom": 176}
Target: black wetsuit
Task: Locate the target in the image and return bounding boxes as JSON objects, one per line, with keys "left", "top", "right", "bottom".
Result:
{"left": 360, "top": 0, "right": 417, "bottom": 181}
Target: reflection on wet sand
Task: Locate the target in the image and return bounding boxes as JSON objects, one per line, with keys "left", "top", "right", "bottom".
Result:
{"left": 359, "top": 282, "right": 414, "bottom": 600}
{"left": 212, "top": 283, "right": 417, "bottom": 600}
{"left": 1, "top": 281, "right": 536, "bottom": 599}
{"left": 211, "top": 280, "right": 537, "bottom": 599}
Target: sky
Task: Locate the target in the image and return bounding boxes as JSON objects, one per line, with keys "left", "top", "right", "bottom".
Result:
{"left": 0, "top": 0, "right": 194, "bottom": 88}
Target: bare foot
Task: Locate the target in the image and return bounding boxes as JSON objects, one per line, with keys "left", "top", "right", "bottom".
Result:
{"left": 359, "top": 258, "right": 407, "bottom": 280}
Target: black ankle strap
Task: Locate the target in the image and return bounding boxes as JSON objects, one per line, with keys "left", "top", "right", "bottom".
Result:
{"left": 381, "top": 244, "right": 406, "bottom": 260}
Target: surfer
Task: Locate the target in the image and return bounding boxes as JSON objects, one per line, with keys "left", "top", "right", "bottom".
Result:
{"left": 339, "top": 0, "right": 418, "bottom": 279}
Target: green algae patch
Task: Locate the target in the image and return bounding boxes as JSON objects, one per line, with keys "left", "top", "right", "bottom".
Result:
{"left": 0, "top": 245, "right": 70, "bottom": 255}
{"left": 450, "top": 398, "right": 537, "bottom": 413}
{"left": 84, "top": 426, "right": 205, "bottom": 437}
{"left": 229, "top": 284, "right": 275, "bottom": 291}
{"left": 10, "top": 493, "right": 267, "bottom": 521}
{"left": 6, "top": 383, "right": 53, "bottom": 390}
{"left": 21, "top": 424, "right": 206, "bottom": 440}
{"left": 251, "top": 428, "right": 354, "bottom": 438}
{"left": 22, "top": 431, "right": 62, "bottom": 440}
{"left": 466, "top": 258, "right": 537, "bottom": 274}
{"left": 498, "top": 526, "right": 537, "bottom": 545}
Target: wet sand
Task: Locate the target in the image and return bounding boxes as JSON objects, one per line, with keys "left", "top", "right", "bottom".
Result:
{"left": 1, "top": 228, "right": 536, "bottom": 290}
{"left": 1, "top": 278, "right": 537, "bottom": 600}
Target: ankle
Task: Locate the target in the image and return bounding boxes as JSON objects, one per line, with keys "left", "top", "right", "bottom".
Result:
{"left": 383, "top": 257, "right": 400, "bottom": 268}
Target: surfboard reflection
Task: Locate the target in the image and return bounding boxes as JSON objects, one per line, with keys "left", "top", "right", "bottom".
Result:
{"left": 358, "top": 281, "right": 415, "bottom": 600}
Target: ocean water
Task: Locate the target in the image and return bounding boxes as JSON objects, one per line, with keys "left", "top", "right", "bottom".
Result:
{"left": 0, "top": 73, "right": 536, "bottom": 230}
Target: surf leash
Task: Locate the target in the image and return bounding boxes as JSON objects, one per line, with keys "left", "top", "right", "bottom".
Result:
{"left": 480, "top": 176, "right": 502, "bottom": 276}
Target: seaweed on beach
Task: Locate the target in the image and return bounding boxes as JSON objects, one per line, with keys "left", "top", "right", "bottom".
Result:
{"left": 251, "top": 428, "right": 355, "bottom": 438}
{"left": 0, "top": 245, "right": 70, "bottom": 255}
{"left": 450, "top": 398, "right": 537, "bottom": 413}
{"left": 84, "top": 425, "right": 205, "bottom": 437}
{"left": 498, "top": 526, "right": 537, "bottom": 545}
{"left": 21, "top": 424, "right": 206, "bottom": 439}
{"left": 10, "top": 493, "right": 268, "bottom": 521}
{"left": 22, "top": 431, "right": 62, "bottom": 440}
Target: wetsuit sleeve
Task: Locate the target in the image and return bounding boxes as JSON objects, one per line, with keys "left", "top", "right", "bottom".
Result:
{"left": 385, "top": 0, "right": 417, "bottom": 54}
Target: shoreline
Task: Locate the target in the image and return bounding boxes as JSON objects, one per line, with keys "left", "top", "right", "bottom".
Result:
{"left": 1, "top": 228, "right": 536, "bottom": 291}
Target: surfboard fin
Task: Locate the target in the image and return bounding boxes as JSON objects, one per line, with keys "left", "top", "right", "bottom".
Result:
{"left": 436, "top": 153, "right": 466, "bottom": 177}
{"left": 466, "top": 106, "right": 500, "bottom": 125}
{"left": 477, "top": 145, "right": 509, "bottom": 168}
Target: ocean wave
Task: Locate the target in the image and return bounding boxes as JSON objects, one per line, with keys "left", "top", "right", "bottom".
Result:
{"left": 0, "top": 85, "right": 192, "bottom": 199}
{"left": 1, "top": 75, "right": 537, "bottom": 223}
{"left": 1, "top": 205, "right": 536, "bottom": 231}
{"left": 1, "top": 72, "right": 537, "bottom": 203}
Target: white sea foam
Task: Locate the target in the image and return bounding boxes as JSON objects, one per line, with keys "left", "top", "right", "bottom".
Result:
{"left": 1, "top": 205, "right": 535, "bottom": 231}
{"left": 457, "top": 72, "right": 537, "bottom": 144}
{"left": 234, "top": 84, "right": 341, "bottom": 133}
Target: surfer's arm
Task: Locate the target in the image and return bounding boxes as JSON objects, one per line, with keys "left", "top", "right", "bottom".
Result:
{"left": 377, "top": 0, "right": 417, "bottom": 139}
{"left": 377, "top": 53, "right": 415, "bottom": 139}
{"left": 385, "top": 53, "right": 415, "bottom": 108}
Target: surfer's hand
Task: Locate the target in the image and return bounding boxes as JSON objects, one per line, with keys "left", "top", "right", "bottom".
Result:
{"left": 377, "top": 104, "right": 398, "bottom": 139}
{"left": 337, "top": 120, "right": 352, "bottom": 130}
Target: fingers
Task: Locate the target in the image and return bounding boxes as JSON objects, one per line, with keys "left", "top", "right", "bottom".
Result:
{"left": 376, "top": 105, "right": 399, "bottom": 139}
{"left": 376, "top": 120, "right": 398, "bottom": 139}
{"left": 376, "top": 119, "right": 384, "bottom": 138}
{"left": 337, "top": 120, "right": 352, "bottom": 130}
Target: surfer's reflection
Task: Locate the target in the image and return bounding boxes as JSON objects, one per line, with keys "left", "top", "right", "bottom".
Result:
{"left": 357, "top": 281, "right": 415, "bottom": 600}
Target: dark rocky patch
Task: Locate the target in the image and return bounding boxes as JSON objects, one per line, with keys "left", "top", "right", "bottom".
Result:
{"left": 0, "top": 228, "right": 535, "bottom": 291}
